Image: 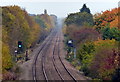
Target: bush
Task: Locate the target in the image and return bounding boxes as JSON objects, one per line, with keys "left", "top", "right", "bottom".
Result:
{"left": 77, "top": 39, "right": 119, "bottom": 80}
{"left": 77, "top": 42, "right": 95, "bottom": 75}
{"left": 89, "top": 39, "right": 118, "bottom": 80}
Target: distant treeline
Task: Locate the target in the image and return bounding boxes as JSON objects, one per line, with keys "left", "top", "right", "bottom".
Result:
{"left": 1, "top": 5, "right": 57, "bottom": 79}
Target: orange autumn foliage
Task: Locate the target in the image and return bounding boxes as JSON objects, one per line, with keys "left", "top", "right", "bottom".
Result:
{"left": 110, "top": 16, "right": 118, "bottom": 28}
{"left": 94, "top": 8, "right": 119, "bottom": 28}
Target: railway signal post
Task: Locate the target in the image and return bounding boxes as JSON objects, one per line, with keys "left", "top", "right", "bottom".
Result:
{"left": 14, "top": 49, "right": 18, "bottom": 62}
{"left": 67, "top": 39, "right": 76, "bottom": 59}
{"left": 18, "top": 41, "right": 22, "bottom": 53}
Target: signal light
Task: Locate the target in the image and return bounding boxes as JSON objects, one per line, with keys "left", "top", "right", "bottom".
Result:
{"left": 67, "top": 40, "right": 73, "bottom": 47}
{"left": 18, "top": 41, "right": 22, "bottom": 48}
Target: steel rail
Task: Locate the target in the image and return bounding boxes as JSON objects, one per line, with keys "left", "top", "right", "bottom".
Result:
{"left": 32, "top": 30, "right": 56, "bottom": 82}
{"left": 57, "top": 32, "right": 77, "bottom": 82}
{"left": 52, "top": 33, "right": 64, "bottom": 81}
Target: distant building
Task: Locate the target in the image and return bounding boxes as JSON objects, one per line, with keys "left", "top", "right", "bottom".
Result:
{"left": 44, "top": 9, "right": 47, "bottom": 14}
{"left": 80, "top": 4, "right": 91, "bottom": 14}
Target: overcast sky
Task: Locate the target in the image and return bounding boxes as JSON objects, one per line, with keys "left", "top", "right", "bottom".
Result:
{"left": 0, "top": 0, "right": 119, "bottom": 18}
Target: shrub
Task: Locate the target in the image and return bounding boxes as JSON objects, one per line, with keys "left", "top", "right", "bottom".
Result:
{"left": 77, "top": 42, "right": 95, "bottom": 75}
{"left": 77, "top": 39, "right": 119, "bottom": 80}
{"left": 89, "top": 39, "right": 118, "bottom": 80}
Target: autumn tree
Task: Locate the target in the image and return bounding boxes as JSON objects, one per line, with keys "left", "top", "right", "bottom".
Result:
{"left": 94, "top": 8, "right": 118, "bottom": 31}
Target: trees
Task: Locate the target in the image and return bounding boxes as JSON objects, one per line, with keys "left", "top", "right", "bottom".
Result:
{"left": 102, "top": 27, "right": 120, "bottom": 41}
{"left": 65, "top": 4, "right": 93, "bottom": 26}
{"left": 64, "top": 4, "right": 120, "bottom": 80}
{"left": 94, "top": 8, "right": 118, "bottom": 31}
{"left": 2, "top": 6, "right": 41, "bottom": 78}
{"left": 34, "top": 15, "right": 46, "bottom": 28}
{"left": 2, "top": 42, "right": 13, "bottom": 72}
{"left": 73, "top": 27, "right": 100, "bottom": 44}
{"left": 77, "top": 39, "right": 119, "bottom": 80}
{"left": 65, "top": 12, "right": 93, "bottom": 26}
{"left": 90, "top": 39, "right": 118, "bottom": 80}
{"left": 2, "top": 6, "right": 42, "bottom": 52}
{"left": 2, "top": 5, "right": 57, "bottom": 80}
{"left": 94, "top": 7, "right": 120, "bottom": 52}
{"left": 32, "top": 13, "right": 57, "bottom": 44}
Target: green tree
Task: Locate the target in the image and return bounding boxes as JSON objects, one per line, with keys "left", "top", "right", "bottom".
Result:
{"left": 65, "top": 12, "right": 93, "bottom": 26}
{"left": 102, "top": 27, "right": 120, "bottom": 41}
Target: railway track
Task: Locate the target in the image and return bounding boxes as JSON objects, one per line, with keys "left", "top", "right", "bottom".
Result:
{"left": 52, "top": 32, "right": 77, "bottom": 81}
{"left": 32, "top": 30, "right": 56, "bottom": 81}
{"left": 58, "top": 32, "right": 77, "bottom": 81}
{"left": 52, "top": 33, "right": 64, "bottom": 81}
{"left": 32, "top": 29, "right": 77, "bottom": 81}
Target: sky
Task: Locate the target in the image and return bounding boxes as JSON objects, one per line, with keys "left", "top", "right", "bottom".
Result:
{"left": 0, "top": 0, "right": 119, "bottom": 18}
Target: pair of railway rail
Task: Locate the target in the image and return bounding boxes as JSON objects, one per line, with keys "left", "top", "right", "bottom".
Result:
{"left": 32, "top": 29, "right": 77, "bottom": 81}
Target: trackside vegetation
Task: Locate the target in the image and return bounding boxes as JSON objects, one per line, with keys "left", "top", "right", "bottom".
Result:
{"left": 1, "top": 6, "right": 57, "bottom": 80}
{"left": 63, "top": 4, "right": 120, "bottom": 80}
